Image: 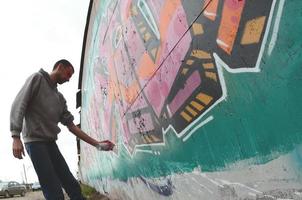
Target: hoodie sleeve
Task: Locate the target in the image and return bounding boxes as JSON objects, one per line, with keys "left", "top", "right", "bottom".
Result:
{"left": 10, "top": 73, "right": 42, "bottom": 137}
{"left": 59, "top": 94, "right": 74, "bottom": 126}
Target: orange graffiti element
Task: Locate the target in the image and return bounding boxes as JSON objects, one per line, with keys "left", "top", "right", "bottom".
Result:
{"left": 107, "top": 62, "right": 121, "bottom": 104}
{"left": 159, "top": 0, "right": 181, "bottom": 40}
{"left": 138, "top": 52, "right": 157, "bottom": 79}
{"left": 124, "top": 1, "right": 133, "bottom": 20}
{"left": 203, "top": 0, "right": 219, "bottom": 21}
{"left": 157, "top": 0, "right": 182, "bottom": 60}
{"left": 120, "top": 81, "right": 140, "bottom": 104}
{"left": 217, "top": 0, "right": 245, "bottom": 54}
{"left": 108, "top": 78, "right": 120, "bottom": 104}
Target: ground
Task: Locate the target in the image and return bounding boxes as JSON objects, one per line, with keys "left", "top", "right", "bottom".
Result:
{"left": 0, "top": 190, "right": 109, "bottom": 200}
{"left": 0, "top": 191, "right": 44, "bottom": 200}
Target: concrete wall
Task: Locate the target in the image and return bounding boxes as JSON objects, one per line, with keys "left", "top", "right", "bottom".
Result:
{"left": 78, "top": 0, "right": 302, "bottom": 199}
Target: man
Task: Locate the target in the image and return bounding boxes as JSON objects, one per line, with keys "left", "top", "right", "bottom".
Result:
{"left": 10, "top": 59, "right": 114, "bottom": 200}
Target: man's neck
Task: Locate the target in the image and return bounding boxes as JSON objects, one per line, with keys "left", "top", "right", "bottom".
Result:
{"left": 49, "top": 72, "right": 58, "bottom": 85}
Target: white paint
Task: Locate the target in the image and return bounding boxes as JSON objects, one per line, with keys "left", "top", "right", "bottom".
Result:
{"left": 113, "top": 25, "right": 123, "bottom": 49}
{"left": 268, "top": 0, "right": 286, "bottom": 55}
{"left": 248, "top": 192, "right": 257, "bottom": 197}
{"left": 182, "top": 116, "right": 214, "bottom": 142}
{"left": 295, "top": 191, "right": 302, "bottom": 196}
{"left": 255, "top": 0, "right": 277, "bottom": 69}
{"left": 204, "top": 11, "right": 216, "bottom": 17}
{"left": 137, "top": 0, "right": 160, "bottom": 40}
{"left": 166, "top": 105, "right": 172, "bottom": 118}
{"left": 191, "top": 177, "right": 214, "bottom": 194}
{"left": 213, "top": 53, "right": 260, "bottom": 73}
{"left": 277, "top": 199, "right": 295, "bottom": 200}
{"left": 217, "top": 179, "right": 262, "bottom": 194}
{"left": 216, "top": 39, "right": 229, "bottom": 48}
{"left": 136, "top": 149, "right": 153, "bottom": 154}
{"left": 199, "top": 173, "right": 224, "bottom": 188}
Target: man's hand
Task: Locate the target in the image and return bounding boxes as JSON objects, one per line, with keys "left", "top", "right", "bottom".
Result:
{"left": 96, "top": 140, "right": 115, "bottom": 151}
{"left": 12, "top": 137, "right": 25, "bottom": 159}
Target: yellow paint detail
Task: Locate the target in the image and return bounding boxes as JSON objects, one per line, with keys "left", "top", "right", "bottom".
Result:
{"left": 131, "top": 6, "right": 138, "bottom": 16}
{"left": 138, "top": 22, "right": 144, "bottom": 27}
{"left": 149, "top": 134, "right": 160, "bottom": 142}
{"left": 186, "top": 106, "right": 198, "bottom": 117}
{"left": 143, "top": 134, "right": 152, "bottom": 143}
{"left": 186, "top": 59, "right": 194, "bottom": 65}
{"left": 241, "top": 16, "right": 266, "bottom": 45}
{"left": 190, "top": 101, "right": 204, "bottom": 111}
{"left": 140, "top": 26, "right": 147, "bottom": 33}
{"left": 182, "top": 68, "right": 189, "bottom": 75}
{"left": 180, "top": 111, "right": 192, "bottom": 122}
{"left": 202, "top": 63, "right": 214, "bottom": 69}
{"left": 193, "top": 23, "right": 204, "bottom": 35}
{"left": 150, "top": 48, "right": 157, "bottom": 59}
{"left": 196, "top": 92, "right": 213, "bottom": 105}
{"left": 141, "top": 137, "right": 147, "bottom": 143}
{"left": 191, "top": 50, "right": 211, "bottom": 59}
{"left": 205, "top": 72, "right": 217, "bottom": 82}
{"left": 144, "top": 32, "right": 151, "bottom": 42}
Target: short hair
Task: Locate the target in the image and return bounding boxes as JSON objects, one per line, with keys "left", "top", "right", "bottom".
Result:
{"left": 53, "top": 59, "right": 74, "bottom": 72}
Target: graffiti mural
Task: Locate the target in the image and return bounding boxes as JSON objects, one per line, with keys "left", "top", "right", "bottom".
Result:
{"left": 78, "top": 0, "right": 302, "bottom": 199}
{"left": 82, "top": 0, "right": 275, "bottom": 153}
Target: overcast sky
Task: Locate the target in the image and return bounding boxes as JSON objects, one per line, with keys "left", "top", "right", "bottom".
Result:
{"left": 0, "top": 0, "right": 90, "bottom": 183}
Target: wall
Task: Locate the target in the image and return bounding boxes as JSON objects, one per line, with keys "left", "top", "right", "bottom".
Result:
{"left": 78, "top": 0, "right": 302, "bottom": 199}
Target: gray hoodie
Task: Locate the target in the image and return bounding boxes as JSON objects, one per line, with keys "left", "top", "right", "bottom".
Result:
{"left": 10, "top": 68, "right": 74, "bottom": 143}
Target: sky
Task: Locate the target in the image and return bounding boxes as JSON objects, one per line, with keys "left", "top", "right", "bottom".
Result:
{"left": 0, "top": 0, "right": 90, "bottom": 183}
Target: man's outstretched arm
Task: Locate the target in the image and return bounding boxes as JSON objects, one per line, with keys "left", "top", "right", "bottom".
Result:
{"left": 67, "top": 122, "right": 115, "bottom": 151}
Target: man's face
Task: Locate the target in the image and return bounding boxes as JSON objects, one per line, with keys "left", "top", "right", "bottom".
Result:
{"left": 58, "top": 65, "right": 74, "bottom": 84}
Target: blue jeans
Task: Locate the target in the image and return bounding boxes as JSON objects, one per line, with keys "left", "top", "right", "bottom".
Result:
{"left": 25, "top": 141, "right": 85, "bottom": 200}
